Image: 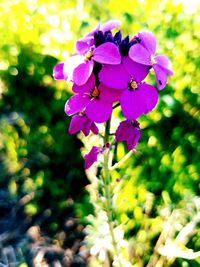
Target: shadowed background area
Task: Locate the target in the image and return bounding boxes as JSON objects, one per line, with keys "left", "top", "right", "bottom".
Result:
{"left": 0, "top": 0, "right": 199, "bottom": 266}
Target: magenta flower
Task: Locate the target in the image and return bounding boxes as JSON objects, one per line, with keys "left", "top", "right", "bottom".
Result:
{"left": 68, "top": 112, "right": 99, "bottom": 136}
{"left": 65, "top": 74, "right": 122, "bottom": 123}
{"left": 99, "top": 56, "right": 158, "bottom": 120}
{"left": 72, "top": 42, "right": 121, "bottom": 86}
{"left": 84, "top": 146, "right": 100, "bottom": 169}
{"left": 53, "top": 42, "right": 121, "bottom": 86}
{"left": 116, "top": 120, "right": 141, "bottom": 150}
{"left": 129, "top": 32, "right": 174, "bottom": 90}
{"left": 76, "top": 19, "right": 121, "bottom": 55}
{"left": 84, "top": 143, "right": 110, "bottom": 169}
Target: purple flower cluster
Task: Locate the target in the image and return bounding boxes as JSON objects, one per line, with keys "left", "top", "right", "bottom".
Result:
{"left": 53, "top": 20, "right": 173, "bottom": 168}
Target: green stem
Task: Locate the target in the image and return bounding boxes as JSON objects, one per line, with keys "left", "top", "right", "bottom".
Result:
{"left": 109, "top": 150, "right": 133, "bottom": 171}
{"left": 102, "top": 117, "right": 123, "bottom": 267}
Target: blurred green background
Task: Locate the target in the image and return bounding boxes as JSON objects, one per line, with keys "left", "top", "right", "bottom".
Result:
{"left": 0, "top": 0, "right": 199, "bottom": 266}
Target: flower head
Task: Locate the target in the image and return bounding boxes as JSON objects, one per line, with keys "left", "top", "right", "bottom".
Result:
{"left": 52, "top": 20, "right": 173, "bottom": 158}
{"left": 129, "top": 31, "right": 174, "bottom": 90}
{"left": 116, "top": 120, "right": 141, "bottom": 150}
{"left": 65, "top": 74, "right": 122, "bottom": 123}
{"left": 68, "top": 112, "right": 99, "bottom": 136}
{"left": 99, "top": 56, "right": 158, "bottom": 120}
{"left": 84, "top": 143, "right": 110, "bottom": 169}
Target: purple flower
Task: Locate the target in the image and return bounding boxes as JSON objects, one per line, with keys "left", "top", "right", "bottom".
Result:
{"left": 68, "top": 112, "right": 99, "bottom": 136}
{"left": 129, "top": 32, "right": 174, "bottom": 90}
{"left": 72, "top": 42, "right": 121, "bottom": 86}
{"left": 76, "top": 19, "right": 121, "bottom": 54}
{"left": 99, "top": 56, "right": 158, "bottom": 120}
{"left": 116, "top": 120, "right": 141, "bottom": 150}
{"left": 84, "top": 146, "right": 100, "bottom": 169}
{"left": 65, "top": 74, "right": 122, "bottom": 123}
{"left": 53, "top": 42, "right": 121, "bottom": 86}
{"left": 84, "top": 143, "right": 110, "bottom": 169}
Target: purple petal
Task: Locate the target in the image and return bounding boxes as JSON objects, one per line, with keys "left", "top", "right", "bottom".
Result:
{"left": 72, "top": 73, "right": 95, "bottom": 93}
{"left": 153, "top": 64, "right": 168, "bottom": 90}
{"left": 93, "top": 43, "right": 121, "bottom": 65}
{"left": 86, "top": 24, "right": 100, "bottom": 37}
{"left": 75, "top": 36, "right": 94, "bottom": 55}
{"left": 65, "top": 94, "right": 90, "bottom": 116}
{"left": 68, "top": 115, "right": 85, "bottom": 134}
{"left": 120, "top": 83, "right": 158, "bottom": 120}
{"left": 138, "top": 31, "right": 157, "bottom": 55}
{"left": 99, "top": 64, "right": 130, "bottom": 89}
{"left": 154, "top": 55, "right": 174, "bottom": 75}
{"left": 99, "top": 83, "right": 123, "bottom": 103}
{"left": 129, "top": 44, "right": 152, "bottom": 66}
{"left": 84, "top": 146, "right": 100, "bottom": 169}
{"left": 53, "top": 63, "right": 66, "bottom": 80}
{"left": 100, "top": 19, "right": 121, "bottom": 32}
{"left": 122, "top": 56, "right": 149, "bottom": 82}
{"left": 126, "top": 129, "right": 141, "bottom": 150}
{"left": 139, "top": 83, "right": 158, "bottom": 113}
{"left": 116, "top": 120, "right": 131, "bottom": 142}
{"left": 63, "top": 55, "right": 84, "bottom": 82}
{"left": 91, "top": 123, "right": 99, "bottom": 135}
{"left": 116, "top": 120, "right": 141, "bottom": 150}
{"left": 73, "top": 60, "right": 94, "bottom": 86}
{"left": 68, "top": 113, "right": 98, "bottom": 136}
{"left": 82, "top": 120, "right": 92, "bottom": 136}
{"left": 86, "top": 99, "right": 112, "bottom": 123}
{"left": 120, "top": 89, "right": 146, "bottom": 120}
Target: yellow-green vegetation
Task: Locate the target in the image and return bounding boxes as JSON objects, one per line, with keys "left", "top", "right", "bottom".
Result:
{"left": 0, "top": 0, "right": 199, "bottom": 266}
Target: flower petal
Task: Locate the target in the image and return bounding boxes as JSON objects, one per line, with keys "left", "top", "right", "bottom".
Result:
{"left": 99, "top": 83, "right": 123, "bottom": 103}
{"left": 129, "top": 44, "right": 152, "bottom": 66}
{"left": 72, "top": 73, "right": 96, "bottom": 93}
{"left": 153, "top": 64, "right": 168, "bottom": 90}
{"left": 91, "top": 123, "right": 99, "bottom": 135}
{"left": 100, "top": 19, "right": 121, "bottom": 32}
{"left": 154, "top": 55, "right": 174, "bottom": 75}
{"left": 93, "top": 43, "right": 121, "bottom": 65}
{"left": 53, "top": 63, "right": 66, "bottom": 80}
{"left": 120, "top": 89, "right": 145, "bottom": 120}
{"left": 99, "top": 64, "right": 130, "bottom": 89}
{"left": 120, "top": 83, "right": 158, "bottom": 120}
{"left": 138, "top": 31, "right": 157, "bottom": 55}
{"left": 84, "top": 146, "right": 100, "bottom": 169}
{"left": 86, "top": 24, "right": 100, "bottom": 37}
{"left": 63, "top": 55, "right": 84, "bottom": 82}
{"left": 139, "top": 83, "right": 158, "bottom": 114}
{"left": 75, "top": 36, "right": 94, "bottom": 55}
{"left": 65, "top": 94, "right": 90, "bottom": 116}
{"left": 116, "top": 120, "right": 141, "bottom": 150}
{"left": 116, "top": 120, "right": 131, "bottom": 142}
{"left": 122, "top": 56, "right": 149, "bottom": 82}
{"left": 68, "top": 115, "right": 85, "bottom": 134}
{"left": 73, "top": 60, "right": 94, "bottom": 86}
{"left": 86, "top": 99, "right": 112, "bottom": 123}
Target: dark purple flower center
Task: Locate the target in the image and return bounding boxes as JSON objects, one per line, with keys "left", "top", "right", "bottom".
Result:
{"left": 94, "top": 31, "right": 114, "bottom": 47}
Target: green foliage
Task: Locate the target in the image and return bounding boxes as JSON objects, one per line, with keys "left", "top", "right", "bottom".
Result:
{"left": 0, "top": 0, "right": 200, "bottom": 266}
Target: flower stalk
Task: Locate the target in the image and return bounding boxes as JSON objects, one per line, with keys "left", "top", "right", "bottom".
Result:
{"left": 102, "top": 117, "right": 123, "bottom": 267}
